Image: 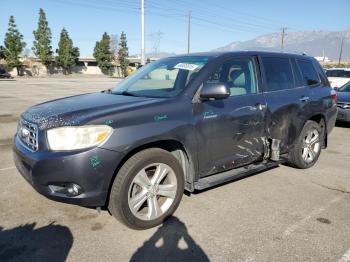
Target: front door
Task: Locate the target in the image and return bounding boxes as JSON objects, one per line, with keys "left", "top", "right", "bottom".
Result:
{"left": 194, "top": 56, "right": 267, "bottom": 177}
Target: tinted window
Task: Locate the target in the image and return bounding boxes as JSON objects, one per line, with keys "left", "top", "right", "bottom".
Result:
{"left": 290, "top": 59, "right": 303, "bottom": 87}
{"left": 205, "top": 57, "right": 257, "bottom": 96}
{"left": 262, "top": 57, "right": 294, "bottom": 91}
{"left": 313, "top": 62, "right": 329, "bottom": 86}
{"left": 297, "top": 59, "right": 320, "bottom": 86}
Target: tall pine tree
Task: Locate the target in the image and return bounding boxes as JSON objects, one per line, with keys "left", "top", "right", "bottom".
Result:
{"left": 0, "top": 46, "right": 6, "bottom": 59}
{"left": 32, "top": 8, "right": 53, "bottom": 73}
{"left": 4, "top": 16, "right": 26, "bottom": 75}
{"left": 118, "top": 31, "right": 129, "bottom": 77}
{"left": 93, "top": 32, "right": 114, "bottom": 76}
{"left": 55, "top": 28, "right": 79, "bottom": 74}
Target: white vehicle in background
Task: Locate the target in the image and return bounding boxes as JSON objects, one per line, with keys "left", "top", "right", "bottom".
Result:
{"left": 326, "top": 68, "right": 350, "bottom": 89}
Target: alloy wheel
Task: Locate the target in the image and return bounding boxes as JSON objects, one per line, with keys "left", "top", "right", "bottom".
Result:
{"left": 127, "top": 163, "right": 178, "bottom": 221}
{"left": 301, "top": 128, "right": 320, "bottom": 163}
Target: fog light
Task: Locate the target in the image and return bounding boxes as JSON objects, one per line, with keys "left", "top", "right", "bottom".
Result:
{"left": 49, "top": 183, "right": 83, "bottom": 197}
{"left": 67, "top": 184, "right": 82, "bottom": 196}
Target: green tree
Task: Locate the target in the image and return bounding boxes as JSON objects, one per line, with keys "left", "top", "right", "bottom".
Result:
{"left": 0, "top": 46, "right": 7, "bottom": 59}
{"left": 93, "top": 32, "right": 114, "bottom": 76}
{"left": 55, "top": 28, "right": 79, "bottom": 74}
{"left": 32, "top": 8, "right": 53, "bottom": 72}
{"left": 118, "top": 31, "right": 129, "bottom": 77}
{"left": 4, "top": 16, "right": 26, "bottom": 75}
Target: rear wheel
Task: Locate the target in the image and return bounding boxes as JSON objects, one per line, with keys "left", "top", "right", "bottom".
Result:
{"left": 108, "top": 148, "right": 184, "bottom": 229}
{"left": 288, "top": 120, "right": 322, "bottom": 169}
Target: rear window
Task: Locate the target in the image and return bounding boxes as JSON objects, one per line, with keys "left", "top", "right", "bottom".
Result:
{"left": 262, "top": 57, "right": 294, "bottom": 91}
{"left": 313, "top": 62, "right": 329, "bottom": 86}
{"left": 297, "top": 59, "right": 320, "bottom": 86}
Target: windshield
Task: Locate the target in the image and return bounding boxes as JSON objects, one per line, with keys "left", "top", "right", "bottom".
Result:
{"left": 112, "top": 56, "right": 210, "bottom": 98}
{"left": 339, "top": 81, "right": 350, "bottom": 92}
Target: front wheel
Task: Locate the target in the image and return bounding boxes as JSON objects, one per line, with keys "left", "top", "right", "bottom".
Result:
{"left": 288, "top": 120, "right": 323, "bottom": 169}
{"left": 108, "top": 148, "right": 185, "bottom": 229}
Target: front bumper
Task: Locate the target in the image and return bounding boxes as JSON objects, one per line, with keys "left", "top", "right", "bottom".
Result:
{"left": 337, "top": 108, "right": 350, "bottom": 123}
{"left": 13, "top": 135, "right": 124, "bottom": 207}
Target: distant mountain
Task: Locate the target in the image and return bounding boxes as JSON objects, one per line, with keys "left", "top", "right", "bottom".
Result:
{"left": 214, "top": 29, "right": 350, "bottom": 61}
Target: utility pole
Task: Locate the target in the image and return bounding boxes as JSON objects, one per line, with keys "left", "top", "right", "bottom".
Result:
{"left": 187, "top": 10, "right": 191, "bottom": 54}
{"left": 281, "top": 27, "right": 287, "bottom": 51}
{"left": 338, "top": 35, "right": 344, "bottom": 66}
{"left": 140, "top": 0, "right": 145, "bottom": 65}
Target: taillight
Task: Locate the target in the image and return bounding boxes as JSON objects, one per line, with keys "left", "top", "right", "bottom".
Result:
{"left": 331, "top": 90, "right": 337, "bottom": 104}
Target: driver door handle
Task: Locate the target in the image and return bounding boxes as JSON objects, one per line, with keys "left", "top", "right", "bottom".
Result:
{"left": 299, "top": 96, "right": 310, "bottom": 102}
{"left": 256, "top": 103, "right": 267, "bottom": 111}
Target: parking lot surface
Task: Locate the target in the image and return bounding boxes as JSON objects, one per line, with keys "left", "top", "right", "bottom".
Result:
{"left": 0, "top": 77, "right": 349, "bottom": 262}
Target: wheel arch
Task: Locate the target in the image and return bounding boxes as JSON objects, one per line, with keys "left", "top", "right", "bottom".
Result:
{"left": 104, "top": 139, "right": 196, "bottom": 208}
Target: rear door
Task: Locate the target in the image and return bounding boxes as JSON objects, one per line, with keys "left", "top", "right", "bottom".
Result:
{"left": 260, "top": 56, "right": 310, "bottom": 153}
{"left": 195, "top": 56, "right": 267, "bottom": 177}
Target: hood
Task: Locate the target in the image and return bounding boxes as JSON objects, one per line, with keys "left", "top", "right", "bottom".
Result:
{"left": 337, "top": 91, "right": 350, "bottom": 103}
{"left": 21, "top": 92, "right": 162, "bottom": 129}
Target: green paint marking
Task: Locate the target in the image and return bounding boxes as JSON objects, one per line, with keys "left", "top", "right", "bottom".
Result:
{"left": 105, "top": 119, "right": 114, "bottom": 125}
{"left": 154, "top": 114, "right": 168, "bottom": 121}
{"left": 202, "top": 109, "right": 217, "bottom": 119}
{"left": 90, "top": 155, "right": 101, "bottom": 169}
{"left": 203, "top": 110, "right": 214, "bottom": 117}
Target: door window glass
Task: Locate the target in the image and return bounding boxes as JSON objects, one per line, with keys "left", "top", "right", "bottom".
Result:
{"left": 297, "top": 59, "right": 320, "bottom": 86}
{"left": 290, "top": 59, "right": 304, "bottom": 87}
{"left": 313, "top": 61, "right": 329, "bottom": 86}
{"left": 261, "top": 57, "right": 294, "bottom": 91}
{"left": 205, "top": 57, "right": 258, "bottom": 96}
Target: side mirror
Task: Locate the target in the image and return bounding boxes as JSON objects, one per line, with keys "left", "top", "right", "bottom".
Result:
{"left": 200, "top": 83, "right": 230, "bottom": 100}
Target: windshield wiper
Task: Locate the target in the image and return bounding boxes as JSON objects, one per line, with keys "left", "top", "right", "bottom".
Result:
{"left": 119, "top": 90, "right": 139, "bottom": 97}
{"left": 101, "top": 89, "right": 112, "bottom": 94}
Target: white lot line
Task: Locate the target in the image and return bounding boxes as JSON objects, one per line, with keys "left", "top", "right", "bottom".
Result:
{"left": 283, "top": 195, "right": 344, "bottom": 237}
{"left": 0, "top": 166, "right": 15, "bottom": 172}
{"left": 339, "top": 249, "right": 350, "bottom": 262}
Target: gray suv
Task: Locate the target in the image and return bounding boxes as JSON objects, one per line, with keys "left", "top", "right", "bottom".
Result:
{"left": 13, "top": 51, "right": 337, "bottom": 229}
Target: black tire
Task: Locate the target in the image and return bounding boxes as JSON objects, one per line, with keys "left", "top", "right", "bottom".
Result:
{"left": 288, "top": 120, "right": 323, "bottom": 169}
{"left": 108, "top": 148, "right": 185, "bottom": 230}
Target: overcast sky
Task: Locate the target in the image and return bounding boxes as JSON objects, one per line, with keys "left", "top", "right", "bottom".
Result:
{"left": 1, "top": 0, "right": 349, "bottom": 57}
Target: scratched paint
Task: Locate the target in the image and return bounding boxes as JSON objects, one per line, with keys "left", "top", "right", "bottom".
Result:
{"left": 90, "top": 155, "right": 101, "bottom": 169}
{"left": 154, "top": 115, "right": 168, "bottom": 121}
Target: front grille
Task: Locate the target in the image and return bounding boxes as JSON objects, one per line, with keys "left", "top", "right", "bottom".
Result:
{"left": 337, "top": 102, "right": 350, "bottom": 109}
{"left": 17, "top": 119, "right": 39, "bottom": 151}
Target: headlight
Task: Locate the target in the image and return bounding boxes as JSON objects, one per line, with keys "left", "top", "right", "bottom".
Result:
{"left": 47, "top": 125, "right": 113, "bottom": 151}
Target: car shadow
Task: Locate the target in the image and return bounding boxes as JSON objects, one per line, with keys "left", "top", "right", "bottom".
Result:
{"left": 131, "top": 216, "right": 209, "bottom": 262}
{"left": 0, "top": 222, "right": 73, "bottom": 262}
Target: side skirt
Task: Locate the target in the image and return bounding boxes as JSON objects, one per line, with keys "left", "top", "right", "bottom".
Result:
{"left": 194, "top": 159, "right": 286, "bottom": 191}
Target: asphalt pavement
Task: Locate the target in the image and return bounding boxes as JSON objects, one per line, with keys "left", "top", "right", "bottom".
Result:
{"left": 0, "top": 77, "right": 349, "bottom": 262}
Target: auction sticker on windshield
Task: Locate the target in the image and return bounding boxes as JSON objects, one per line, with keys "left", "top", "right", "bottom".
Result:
{"left": 174, "top": 63, "right": 199, "bottom": 71}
